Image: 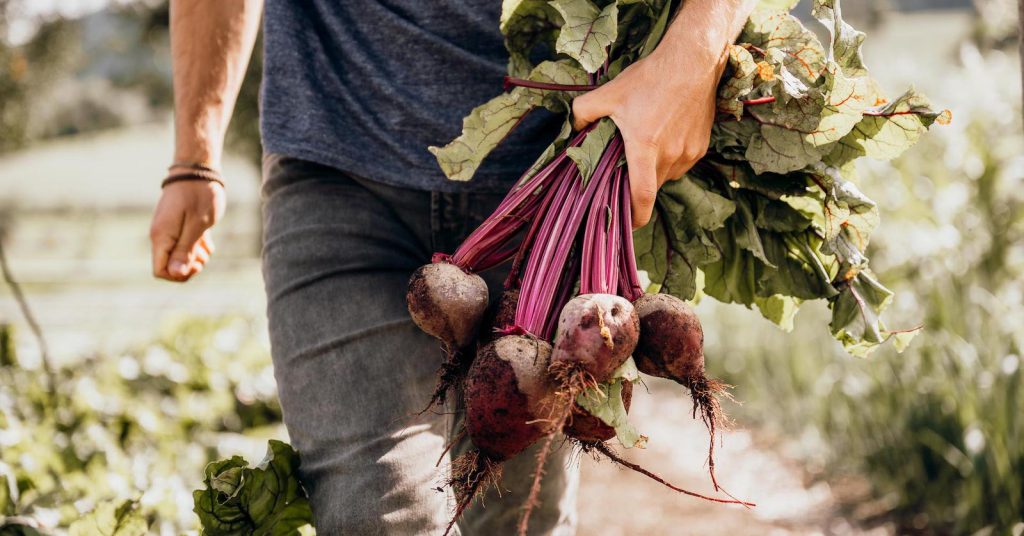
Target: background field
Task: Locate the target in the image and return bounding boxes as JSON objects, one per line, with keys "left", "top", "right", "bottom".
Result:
{"left": 0, "top": 1, "right": 1021, "bottom": 534}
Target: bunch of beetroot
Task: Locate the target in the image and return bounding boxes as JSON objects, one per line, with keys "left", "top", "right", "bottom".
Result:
{"left": 408, "top": 105, "right": 750, "bottom": 536}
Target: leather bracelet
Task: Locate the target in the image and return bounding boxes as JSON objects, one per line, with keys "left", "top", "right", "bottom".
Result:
{"left": 161, "top": 170, "right": 226, "bottom": 189}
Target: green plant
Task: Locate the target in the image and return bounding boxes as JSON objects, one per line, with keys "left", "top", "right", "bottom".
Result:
{"left": 707, "top": 80, "right": 1024, "bottom": 533}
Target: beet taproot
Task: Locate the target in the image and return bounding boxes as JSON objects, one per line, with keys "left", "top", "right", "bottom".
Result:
{"left": 479, "top": 288, "right": 520, "bottom": 344}
{"left": 406, "top": 262, "right": 489, "bottom": 349}
{"left": 550, "top": 293, "right": 639, "bottom": 384}
{"left": 464, "top": 335, "right": 558, "bottom": 460}
{"left": 632, "top": 292, "right": 730, "bottom": 491}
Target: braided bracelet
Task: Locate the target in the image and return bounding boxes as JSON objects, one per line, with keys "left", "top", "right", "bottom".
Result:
{"left": 161, "top": 163, "right": 225, "bottom": 189}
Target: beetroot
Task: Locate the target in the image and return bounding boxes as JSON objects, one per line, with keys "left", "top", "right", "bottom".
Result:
{"left": 633, "top": 293, "right": 704, "bottom": 380}
{"left": 479, "top": 288, "right": 520, "bottom": 344}
{"left": 464, "top": 335, "right": 558, "bottom": 459}
{"left": 564, "top": 380, "right": 633, "bottom": 443}
{"left": 550, "top": 294, "right": 639, "bottom": 383}
{"left": 633, "top": 292, "right": 730, "bottom": 491}
{"left": 406, "top": 262, "right": 489, "bottom": 350}
{"left": 446, "top": 335, "right": 561, "bottom": 536}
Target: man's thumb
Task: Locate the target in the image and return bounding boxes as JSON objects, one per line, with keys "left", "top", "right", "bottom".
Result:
{"left": 168, "top": 217, "right": 205, "bottom": 277}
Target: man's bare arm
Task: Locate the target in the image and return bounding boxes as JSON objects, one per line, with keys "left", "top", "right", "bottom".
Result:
{"left": 150, "top": 0, "right": 262, "bottom": 282}
{"left": 573, "top": 0, "right": 756, "bottom": 228}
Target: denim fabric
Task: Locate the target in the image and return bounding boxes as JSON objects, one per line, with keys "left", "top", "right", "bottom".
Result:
{"left": 260, "top": 154, "right": 579, "bottom": 535}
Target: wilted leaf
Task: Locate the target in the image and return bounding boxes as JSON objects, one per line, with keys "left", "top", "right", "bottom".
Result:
{"left": 826, "top": 88, "right": 949, "bottom": 166}
{"left": 812, "top": 0, "right": 868, "bottom": 78}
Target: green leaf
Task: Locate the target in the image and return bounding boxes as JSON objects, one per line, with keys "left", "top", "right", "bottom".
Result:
{"left": 754, "top": 295, "right": 801, "bottom": 331}
{"left": 655, "top": 177, "right": 736, "bottom": 298}
{"left": 565, "top": 118, "right": 617, "bottom": 183}
{"left": 429, "top": 91, "right": 534, "bottom": 182}
{"left": 193, "top": 440, "right": 313, "bottom": 536}
{"left": 812, "top": 0, "right": 868, "bottom": 78}
{"left": 661, "top": 177, "right": 736, "bottom": 232}
{"left": 745, "top": 65, "right": 870, "bottom": 174}
{"left": 742, "top": 10, "right": 826, "bottom": 86}
{"left": 576, "top": 358, "right": 643, "bottom": 448}
{"left": 69, "top": 500, "right": 148, "bottom": 536}
{"left": 702, "top": 227, "right": 758, "bottom": 305}
{"left": 501, "top": 0, "right": 563, "bottom": 77}
{"left": 632, "top": 209, "right": 669, "bottom": 288}
{"left": 757, "top": 231, "right": 838, "bottom": 300}
{"left": 811, "top": 164, "right": 879, "bottom": 268}
{"left": 755, "top": 0, "right": 800, "bottom": 11}
{"left": 0, "top": 468, "right": 15, "bottom": 517}
{"left": 550, "top": 0, "right": 618, "bottom": 73}
{"left": 638, "top": 0, "right": 673, "bottom": 58}
{"left": 891, "top": 327, "right": 921, "bottom": 353}
{"left": 731, "top": 194, "right": 771, "bottom": 266}
{"left": 829, "top": 271, "right": 894, "bottom": 351}
{"left": 826, "top": 87, "right": 950, "bottom": 166}
{"left": 431, "top": 60, "right": 587, "bottom": 182}
{"left": 754, "top": 197, "right": 812, "bottom": 232}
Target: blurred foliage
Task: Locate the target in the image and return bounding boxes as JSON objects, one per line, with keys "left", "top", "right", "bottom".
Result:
{"left": 971, "top": 0, "right": 1019, "bottom": 49}
{"left": 0, "top": 0, "right": 264, "bottom": 168}
{"left": 708, "top": 49, "right": 1024, "bottom": 534}
{"left": 0, "top": 316, "right": 283, "bottom": 534}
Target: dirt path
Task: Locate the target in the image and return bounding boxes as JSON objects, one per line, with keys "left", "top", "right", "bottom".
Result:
{"left": 576, "top": 383, "right": 862, "bottom": 536}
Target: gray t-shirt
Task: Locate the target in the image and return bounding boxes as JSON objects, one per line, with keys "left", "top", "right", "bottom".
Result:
{"left": 260, "top": 0, "right": 559, "bottom": 193}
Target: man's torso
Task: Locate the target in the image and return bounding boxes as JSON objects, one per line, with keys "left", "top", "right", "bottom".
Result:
{"left": 260, "top": 0, "right": 559, "bottom": 193}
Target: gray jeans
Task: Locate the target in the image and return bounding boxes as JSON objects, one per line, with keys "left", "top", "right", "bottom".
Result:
{"left": 260, "top": 155, "right": 579, "bottom": 535}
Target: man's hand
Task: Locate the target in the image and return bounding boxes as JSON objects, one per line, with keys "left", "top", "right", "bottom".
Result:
{"left": 150, "top": 180, "right": 225, "bottom": 282}
{"left": 572, "top": 0, "right": 753, "bottom": 229}
{"left": 149, "top": 0, "right": 260, "bottom": 282}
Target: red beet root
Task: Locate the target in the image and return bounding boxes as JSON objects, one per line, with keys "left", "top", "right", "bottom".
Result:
{"left": 465, "top": 335, "right": 558, "bottom": 461}
{"left": 406, "top": 262, "right": 489, "bottom": 349}
{"left": 633, "top": 293, "right": 704, "bottom": 380}
{"left": 479, "top": 288, "right": 520, "bottom": 344}
{"left": 550, "top": 294, "right": 639, "bottom": 384}
{"left": 632, "top": 292, "right": 730, "bottom": 492}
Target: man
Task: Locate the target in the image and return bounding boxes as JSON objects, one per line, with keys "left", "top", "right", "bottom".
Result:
{"left": 149, "top": 0, "right": 754, "bottom": 533}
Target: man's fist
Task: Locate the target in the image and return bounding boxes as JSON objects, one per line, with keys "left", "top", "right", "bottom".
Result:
{"left": 149, "top": 180, "right": 225, "bottom": 282}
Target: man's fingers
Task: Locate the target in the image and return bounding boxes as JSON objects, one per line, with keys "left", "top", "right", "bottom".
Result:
{"left": 151, "top": 233, "right": 177, "bottom": 280}
{"left": 624, "top": 139, "right": 659, "bottom": 229}
{"left": 168, "top": 216, "right": 207, "bottom": 279}
{"left": 572, "top": 87, "right": 617, "bottom": 131}
{"left": 150, "top": 207, "right": 184, "bottom": 280}
{"left": 199, "top": 233, "right": 215, "bottom": 255}
{"left": 192, "top": 243, "right": 211, "bottom": 265}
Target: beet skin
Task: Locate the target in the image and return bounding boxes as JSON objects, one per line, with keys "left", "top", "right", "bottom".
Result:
{"left": 406, "top": 262, "right": 489, "bottom": 349}
{"left": 550, "top": 294, "right": 639, "bottom": 383}
{"left": 632, "top": 293, "right": 704, "bottom": 382}
{"left": 464, "top": 335, "right": 557, "bottom": 461}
